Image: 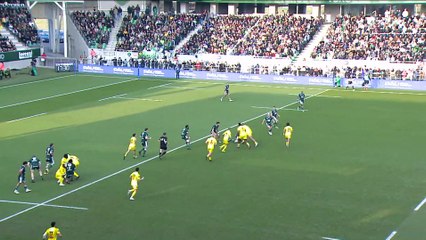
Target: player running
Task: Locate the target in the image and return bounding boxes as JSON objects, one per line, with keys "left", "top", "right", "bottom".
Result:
{"left": 211, "top": 121, "right": 220, "bottom": 139}
{"left": 220, "top": 129, "right": 232, "bottom": 152}
{"left": 283, "top": 122, "right": 294, "bottom": 148}
{"left": 139, "top": 128, "right": 151, "bottom": 157}
{"left": 44, "top": 143, "right": 54, "bottom": 175}
{"left": 181, "top": 125, "right": 191, "bottom": 150}
{"left": 29, "top": 155, "right": 43, "bottom": 183}
{"left": 128, "top": 167, "right": 143, "bottom": 201}
{"left": 297, "top": 91, "right": 306, "bottom": 111}
{"left": 123, "top": 133, "right": 137, "bottom": 160}
{"left": 159, "top": 132, "right": 168, "bottom": 159}
{"left": 205, "top": 135, "right": 218, "bottom": 161}
{"left": 220, "top": 84, "right": 233, "bottom": 102}
{"left": 271, "top": 106, "right": 280, "bottom": 129}
{"left": 261, "top": 113, "right": 274, "bottom": 135}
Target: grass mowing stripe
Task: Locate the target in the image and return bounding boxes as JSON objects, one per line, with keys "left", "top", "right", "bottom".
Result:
{"left": 0, "top": 88, "right": 329, "bottom": 223}
{"left": 0, "top": 74, "right": 74, "bottom": 90}
{"left": 0, "top": 78, "right": 137, "bottom": 109}
{"left": 6, "top": 112, "right": 47, "bottom": 123}
{"left": 0, "top": 200, "right": 88, "bottom": 211}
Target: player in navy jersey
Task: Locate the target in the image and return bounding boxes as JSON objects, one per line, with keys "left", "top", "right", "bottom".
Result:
{"left": 211, "top": 122, "right": 220, "bottom": 139}
{"left": 44, "top": 143, "right": 54, "bottom": 174}
{"left": 159, "top": 132, "right": 168, "bottom": 159}
{"left": 14, "top": 161, "right": 31, "bottom": 194}
{"left": 297, "top": 91, "right": 306, "bottom": 111}
{"left": 220, "top": 84, "right": 233, "bottom": 102}
{"left": 271, "top": 106, "right": 280, "bottom": 129}
{"left": 29, "top": 155, "right": 43, "bottom": 183}
{"left": 139, "top": 128, "right": 151, "bottom": 157}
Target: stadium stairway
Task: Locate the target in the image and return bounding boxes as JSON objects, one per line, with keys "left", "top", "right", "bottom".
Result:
{"left": 172, "top": 22, "right": 204, "bottom": 55}
{"left": 0, "top": 28, "right": 27, "bottom": 50}
{"left": 294, "top": 23, "right": 331, "bottom": 64}
{"left": 104, "top": 14, "right": 124, "bottom": 54}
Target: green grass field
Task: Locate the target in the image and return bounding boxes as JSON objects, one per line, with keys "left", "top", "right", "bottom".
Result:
{"left": 1, "top": 70, "right": 426, "bottom": 240}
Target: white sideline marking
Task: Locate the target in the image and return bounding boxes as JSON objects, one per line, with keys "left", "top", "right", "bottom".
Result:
{"left": 0, "top": 78, "right": 136, "bottom": 109}
{"left": 0, "top": 199, "right": 88, "bottom": 211}
{"left": 7, "top": 112, "right": 47, "bottom": 123}
{"left": 98, "top": 94, "right": 127, "bottom": 102}
{"left": 322, "top": 237, "right": 341, "bottom": 240}
{"left": 0, "top": 74, "right": 73, "bottom": 90}
{"left": 147, "top": 83, "right": 172, "bottom": 90}
{"left": 115, "top": 97, "right": 163, "bottom": 102}
{"left": 385, "top": 231, "right": 397, "bottom": 240}
{"left": 0, "top": 88, "right": 329, "bottom": 223}
{"left": 414, "top": 196, "right": 426, "bottom": 211}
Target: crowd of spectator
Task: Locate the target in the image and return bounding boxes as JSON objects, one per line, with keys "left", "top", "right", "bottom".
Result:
{"left": 71, "top": 9, "right": 115, "bottom": 49}
{"left": 115, "top": 12, "right": 204, "bottom": 52}
{"left": 0, "top": 3, "right": 39, "bottom": 46}
{"left": 234, "top": 15, "right": 323, "bottom": 57}
{"left": 179, "top": 15, "right": 260, "bottom": 55}
{"left": 312, "top": 10, "right": 425, "bottom": 62}
{"left": 0, "top": 34, "right": 16, "bottom": 52}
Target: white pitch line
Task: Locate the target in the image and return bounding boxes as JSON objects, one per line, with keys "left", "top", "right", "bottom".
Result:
{"left": 322, "top": 237, "right": 341, "bottom": 240}
{"left": 7, "top": 112, "right": 47, "bottom": 123}
{"left": 115, "top": 96, "right": 163, "bottom": 102}
{"left": 0, "top": 74, "right": 74, "bottom": 90}
{"left": 0, "top": 199, "right": 88, "bottom": 211}
{"left": 385, "top": 231, "right": 398, "bottom": 240}
{"left": 0, "top": 88, "right": 330, "bottom": 223}
{"left": 98, "top": 94, "right": 127, "bottom": 102}
{"left": 414, "top": 196, "right": 426, "bottom": 211}
{"left": 147, "top": 82, "right": 172, "bottom": 90}
{"left": 0, "top": 78, "right": 136, "bottom": 109}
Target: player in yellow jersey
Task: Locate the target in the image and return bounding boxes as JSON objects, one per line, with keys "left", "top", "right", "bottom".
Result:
{"left": 55, "top": 154, "right": 69, "bottom": 186}
{"left": 123, "top": 133, "right": 137, "bottom": 160}
{"left": 236, "top": 123, "right": 250, "bottom": 148}
{"left": 242, "top": 123, "right": 258, "bottom": 147}
{"left": 43, "top": 221, "right": 62, "bottom": 240}
{"left": 69, "top": 155, "right": 80, "bottom": 179}
{"left": 283, "top": 122, "right": 293, "bottom": 148}
{"left": 205, "top": 135, "right": 217, "bottom": 161}
{"left": 220, "top": 129, "right": 232, "bottom": 152}
{"left": 128, "top": 167, "right": 143, "bottom": 201}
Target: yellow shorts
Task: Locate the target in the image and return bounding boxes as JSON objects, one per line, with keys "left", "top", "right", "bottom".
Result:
{"left": 128, "top": 144, "right": 136, "bottom": 151}
{"left": 131, "top": 181, "right": 138, "bottom": 190}
{"left": 285, "top": 134, "right": 292, "bottom": 139}
{"left": 222, "top": 140, "right": 229, "bottom": 144}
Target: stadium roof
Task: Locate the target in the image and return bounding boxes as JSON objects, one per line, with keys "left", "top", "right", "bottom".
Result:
{"left": 178, "top": 0, "right": 426, "bottom": 4}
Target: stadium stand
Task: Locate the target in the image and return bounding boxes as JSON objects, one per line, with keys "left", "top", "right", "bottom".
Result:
{"left": 115, "top": 12, "right": 204, "bottom": 52}
{"left": 233, "top": 15, "right": 323, "bottom": 57}
{"left": 311, "top": 10, "right": 425, "bottom": 62}
{"left": 178, "top": 15, "right": 260, "bottom": 55}
{"left": 0, "top": 34, "right": 16, "bottom": 52}
{"left": 0, "top": 3, "right": 40, "bottom": 47}
{"left": 71, "top": 10, "right": 115, "bottom": 49}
